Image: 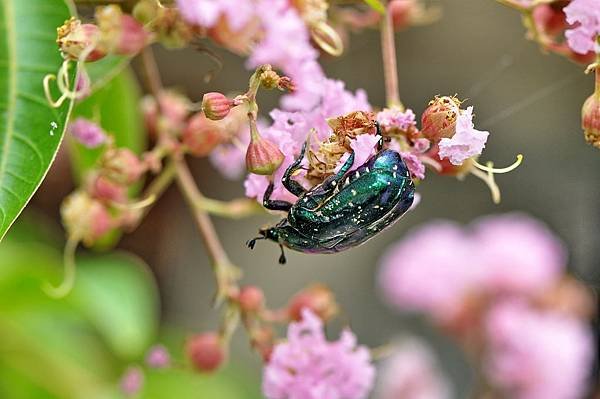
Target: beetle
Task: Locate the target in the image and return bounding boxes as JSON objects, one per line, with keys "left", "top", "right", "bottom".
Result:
{"left": 247, "top": 129, "right": 415, "bottom": 264}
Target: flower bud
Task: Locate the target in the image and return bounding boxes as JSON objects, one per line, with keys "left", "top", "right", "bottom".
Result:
{"left": 182, "top": 113, "right": 225, "bottom": 157}
{"left": 61, "top": 191, "right": 112, "bottom": 245}
{"left": 186, "top": 333, "right": 226, "bottom": 373}
{"left": 120, "top": 366, "right": 144, "bottom": 397}
{"left": 389, "top": 0, "right": 414, "bottom": 30}
{"left": 145, "top": 345, "right": 171, "bottom": 369}
{"left": 56, "top": 18, "right": 106, "bottom": 62}
{"left": 96, "top": 5, "right": 150, "bottom": 56}
{"left": 245, "top": 126, "right": 285, "bottom": 175}
{"left": 69, "top": 118, "right": 107, "bottom": 148}
{"left": 90, "top": 175, "right": 127, "bottom": 203}
{"left": 158, "top": 90, "right": 190, "bottom": 132}
{"left": 202, "top": 92, "right": 232, "bottom": 121}
{"left": 287, "top": 283, "right": 338, "bottom": 322}
{"left": 132, "top": 0, "right": 159, "bottom": 25}
{"left": 101, "top": 148, "right": 145, "bottom": 184}
{"left": 154, "top": 7, "right": 194, "bottom": 49}
{"left": 582, "top": 94, "right": 600, "bottom": 148}
{"left": 238, "top": 285, "right": 265, "bottom": 313}
{"left": 421, "top": 96, "right": 461, "bottom": 142}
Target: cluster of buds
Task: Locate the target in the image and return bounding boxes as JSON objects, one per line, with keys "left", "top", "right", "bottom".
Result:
{"left": 185, "top": 283, "right": 339, "bottom": 369}
{"left": 61, "top": 126, "right": 149, "bottom": 247}
{"left": 499, "top": 0, "right": 596, "bottom": 65}
{"left": 56, "top": 5, "right": 150, "bottom": 62}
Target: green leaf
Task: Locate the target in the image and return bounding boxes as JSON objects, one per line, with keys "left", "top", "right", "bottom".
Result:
{"left": 0, "top": 0, "right": 75, "bottom": 241}
{"left": 86, "top": 55, "right": 131, "bottom": 94}
{"left": 70, "top": 67, "right": 146, "bottom": 182}
{"left": 69, "top": 252, "right": 159, "bottom": 360}
{"left": 364, "top": 0, "right": 386, "bottom": 13}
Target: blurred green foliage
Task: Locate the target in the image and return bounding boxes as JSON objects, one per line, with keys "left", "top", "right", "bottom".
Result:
{"left": 0, "top": 216, "right": 262, "bottom": 399}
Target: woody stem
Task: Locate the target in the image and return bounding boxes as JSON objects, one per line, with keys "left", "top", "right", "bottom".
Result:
{"left": 380, "top": 2, "right": 402, "bottom": 109}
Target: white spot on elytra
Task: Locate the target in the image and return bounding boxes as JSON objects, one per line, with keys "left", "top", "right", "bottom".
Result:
{"left": 351, "top": 189, "right": 357, "bottom": 196}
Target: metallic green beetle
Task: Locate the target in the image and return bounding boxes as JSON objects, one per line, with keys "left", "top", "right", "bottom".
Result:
{"left": 247, "top": 133, "right": 415, "bottom": 264}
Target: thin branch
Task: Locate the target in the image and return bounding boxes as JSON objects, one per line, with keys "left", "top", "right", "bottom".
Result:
{"left": 141, "top": 46, "right": 163, "bottom": 97}
{"left": 380, "top": 2, "right": 402, "bottom": 108}
{"left": 174, "top": 158, "right": 241, "bottom": 303}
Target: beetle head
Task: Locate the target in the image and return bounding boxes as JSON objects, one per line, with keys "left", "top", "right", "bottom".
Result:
{"left": 246, "top": 225, "right": 280, "bottom": 249}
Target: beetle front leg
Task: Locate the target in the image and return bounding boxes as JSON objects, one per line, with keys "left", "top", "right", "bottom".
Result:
{"left": 282, "top": 142, "right": 308, "bottom": 197}
{"left": 262, "top": 182, "right": 293, "bottom": 212}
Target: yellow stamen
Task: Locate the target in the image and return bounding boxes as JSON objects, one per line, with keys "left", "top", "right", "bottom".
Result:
{"left": 472, "top": 154, "right": 523, "bottom": 174}
{"left": 470, "top": 165, "right": 501, "bottom": 204}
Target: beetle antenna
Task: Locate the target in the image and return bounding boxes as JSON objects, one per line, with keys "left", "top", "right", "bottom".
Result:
{"left": 278, "top": 245, "right": 287, "bottom": 265}
{"left": 246, "top": 236, "right": 264, "bottom": 249}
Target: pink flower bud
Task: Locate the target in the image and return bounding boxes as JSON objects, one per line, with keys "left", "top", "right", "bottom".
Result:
{"left": 245, "top": 124, "right": 284, "bottom": 176}
{"left": 56, "top": 18, "right": 106, "bottom": 62}
{"left": 251, "top": 326, "right": 274, "bottom": 362}
{"left": 120, "top": 366, "right": 144, "bottom": 397}
{"left": 61, "top": 191, "right": 112, "bottom": 246}
{"left": 90, "top": 175, "right": 127, "bottom": 203}
{"left": 69, "top": 118, "right": 107, "bottom": 148}
{"left": 421, "top": 96, "right": 461, "bottom": 142}
{"left": 145, "top": 345, "right": 171, "bottom": 369}
{"left": 186, "top": 333, "right": 227, "bottom": 373}
{"left": 287, "top": 284, "right": 338, "bottom": 322}
{"left": 182, "top": 113, "right": 225, "bottom": 157}
{"left": 102, "top": 148, "right": 145, "bottom": 184}
{"left": 389, "top": 0, "right": 414, "bottom": 30}
{"left": 582, "top": 94, "right": 600, "bottom": 148}
{"left": 96, "top": 6, "right": 150, "bottom": 56}
{"left": 238, "top": 285, "right": 265, "bottom": 313}
{"left": 202, "top": 92, "right": 232, "bottom": 121}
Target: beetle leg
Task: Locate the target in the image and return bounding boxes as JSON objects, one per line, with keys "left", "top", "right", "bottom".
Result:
{"left": 282, "top": 142, "right": 308, "bottom": 197}
{"left": 262, "top": 182, "right": 293, "bottom": 212}
{"left": 246, "top": 236, "right": 264, "bottom": 249}
{"left": 278, "top": 245, "right": 287, "bottom": 265}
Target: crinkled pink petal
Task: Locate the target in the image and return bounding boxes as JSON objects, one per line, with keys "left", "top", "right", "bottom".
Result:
{"left": 69, "top": 118, "right": 107, "bottom": 148}
{"left": 376, "top": 108, "right": 416, "bottom": 131}
{"left": 334, "top": 134, "right": 380, "bottom": 173}
{"left": 438, "top": 106, "right": 489, "bottom": 165}
{"left": 564, "top": 0, "right": 600, "bottom": 54}
{"left": 400, "top": 152, "right": 426, "bottom": 180}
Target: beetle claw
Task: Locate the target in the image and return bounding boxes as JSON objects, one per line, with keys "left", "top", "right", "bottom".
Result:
{"left": 246, "top": 237, "right": 261, "bottom": 249}
{"left": 278, "top": 245, "right": 287, "bottom": 265}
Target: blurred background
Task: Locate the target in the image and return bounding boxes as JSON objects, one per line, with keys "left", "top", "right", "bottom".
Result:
{"left": 3, "top": 0, "right": 599, "bottom": 397}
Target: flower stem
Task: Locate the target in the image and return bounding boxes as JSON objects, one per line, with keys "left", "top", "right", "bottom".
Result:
{"left": 174, "top": 158, "right": 241, "bottom": 304}
{"left": 380, "top": 2, "right": 402, "bottom": 109}
{"left": 141, "top": 46, "right": 163, "bottom": 97}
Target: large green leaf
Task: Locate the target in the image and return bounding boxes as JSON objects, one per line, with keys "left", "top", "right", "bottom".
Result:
{"left": 0, "top": 0, "right": 75, "bottom": 241}
{"left": 69, "top": 67, "right": 146, "bottom": 182}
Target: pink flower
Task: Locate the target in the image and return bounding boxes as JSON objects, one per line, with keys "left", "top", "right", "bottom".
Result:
{"left": 210, "top": 143, "right": 247, "bottom": 180}
{"left": 474, "top": 213, "right": 566, "bottom": 296}
{"left": 244, "top": 79, "right": 370, "bottom": 202}
{"left": 69, "top": 118, "right": 107, "bottom": 148}
{"left": 334, "top": 134, "right": 381, "bottom": 173}
{"left": 438, "top": 106, "right": 489, "bottom": 165}
{"left": 400, "top": 151, "right": 426, "bottom": 179}
{"left": 485, "top": 300, "right": 594, "bottom": 399}
{"left": 145, "top": 345, "right": 171, "bottom": 369}
{"left": 262, "top": 309, "right": 375, "bottom": 399}
{"left": 377, "top": 339, "right": 453, "bottom": 399}
{"left": 378, "top": 214, "right": 567, "bottom": 322}
{"left": 120, "top": 366, "right": 144, "bottom": 396}
{"left": 378, "top": 222, "right": 483, "bottom": 324}
{"left": 176, "top": 0, "right": 254, "bottom": 31}
{"left": 376, "top": 108, "right": 416, "bottom": 131}
{"left": 564, "top": 0, "right": 600, "bottom": 54}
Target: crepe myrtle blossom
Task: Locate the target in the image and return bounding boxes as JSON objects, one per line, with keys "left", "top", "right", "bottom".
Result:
{"left": 177, "top": 0, "right": 326, "bottom": 111}
{"left": 376, "top": 107, "right": 417, "bottom": 131}
{"left": 376, "top": 338, "right": 453, "bottom": 399}
{"left": 69, "top": 118, "right": 107, "bottom": 148}
{"left": 485, "top": 300, "right": 594, "bottom": 399}
{"left": 244, "top": 78, "right": 370, "bottom": 202}
{"left": 438, "top": 106, "right": 489, "bottom": 166}
{"left": 378, "top": 214, "right": 566, "bottom": 324}
{"left": 262, "top": 309, "right": 375, "bottom": 399}
{"left": 564, "top": 0, "right": 600, "bottom": 55}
